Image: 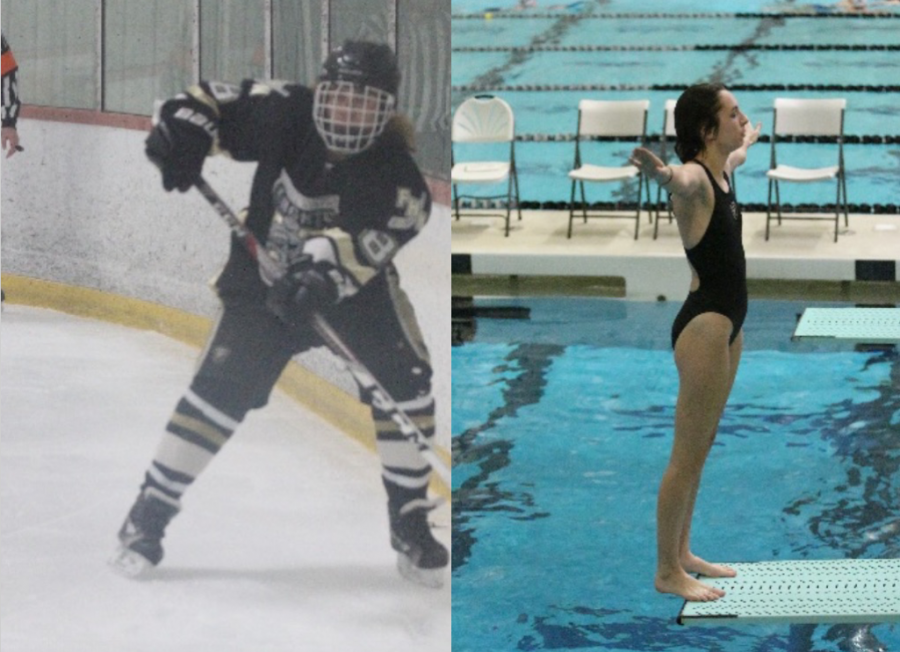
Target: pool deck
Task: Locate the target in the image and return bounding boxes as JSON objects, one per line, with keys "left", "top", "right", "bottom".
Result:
{"left": 451, "top": 210, "right": 900, "bottom": 301}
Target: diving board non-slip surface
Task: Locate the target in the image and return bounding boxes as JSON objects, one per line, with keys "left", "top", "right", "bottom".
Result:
{"left": 678, "top": 559, "right": 900, "bottom": 626}
{"left": 792, "top": 307, "right": 900, "bottom": 343}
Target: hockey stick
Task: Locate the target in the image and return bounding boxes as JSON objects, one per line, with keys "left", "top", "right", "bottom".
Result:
{"left": 193, "top": 177, "right": 450, "bottom": 486}
{"left": 309, "top": 312, "right": 450, "bottom": 486}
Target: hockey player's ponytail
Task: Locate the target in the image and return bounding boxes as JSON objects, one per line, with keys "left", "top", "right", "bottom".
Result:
{"left": 382, "top": 113, "right": 417, "bottom": 152}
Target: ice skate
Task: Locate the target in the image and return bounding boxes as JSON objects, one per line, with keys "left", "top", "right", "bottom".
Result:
{"left": 389, "top": 498, "right": 448, "bottom": 589}
{"left": 108, "top": 489, "right": 179, "bottom": 579}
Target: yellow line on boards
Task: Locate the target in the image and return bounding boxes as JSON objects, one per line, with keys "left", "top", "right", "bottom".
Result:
{"left": 0, "top": 274, "right": 450, "bottom": 498}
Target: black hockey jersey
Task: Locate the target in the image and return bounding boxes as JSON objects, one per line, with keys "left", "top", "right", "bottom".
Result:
{"left": 169, "top": 79, "right": 431, "bottom": 301}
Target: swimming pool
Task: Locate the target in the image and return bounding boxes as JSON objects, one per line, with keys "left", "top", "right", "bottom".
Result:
{"left": 451, "top": 297, "right": 899, "bottom": 651}
{"left": 451, "top": 1, "right": 900, "bottom": 212}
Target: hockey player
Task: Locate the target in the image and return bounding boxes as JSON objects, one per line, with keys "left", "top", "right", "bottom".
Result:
{"left": 109, "top": 40, "right": 448, "bottom": 588}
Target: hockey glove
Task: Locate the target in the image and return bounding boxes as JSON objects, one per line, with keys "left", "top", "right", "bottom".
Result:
{"left": 266, "top": 255, "right": 339, "bottom": 327}
{"left": 145, "top": 99, "right": 217, "bottom": 192}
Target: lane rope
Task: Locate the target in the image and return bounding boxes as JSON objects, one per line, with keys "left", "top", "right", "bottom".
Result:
{"left": 453, "top": 83, "right": 900, "bottom": 92}
{"left": 454, "top": 44, "right": 900, "bottom": 52}
{"left": 453, "top": 11, "right": 900, "bottom": 19}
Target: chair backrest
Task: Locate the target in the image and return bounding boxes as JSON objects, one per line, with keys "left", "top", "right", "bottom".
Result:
{"left": 452, "top": 95, "right": 515, "bottom": 143}
{"left": 659, "top": 99, "right": 678, "bottom": 163}
{"left": 772, "top": 98, "right": 846, "bottom": 137}
{"left": 663, "top": 99, "right": 678, "bottom": 138}
{"left": 576, "top": 99, "right": 649, "bottom": 137}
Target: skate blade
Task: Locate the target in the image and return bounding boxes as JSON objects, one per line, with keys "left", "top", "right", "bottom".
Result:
{"left": 108, "top": 546, "right": 155, "bottom": 579}
{"left": 397, "top": 553, "right": 445, "bottom": 589}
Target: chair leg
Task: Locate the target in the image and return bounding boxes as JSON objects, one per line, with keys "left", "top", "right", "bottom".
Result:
{"left": 841, "top": 173, "right": 849, "bottom": 226}
{"left": 505, "top": 176, "right": 512, "bottom": 237}
{"left": 653, "top": 201, "right": 660, "bottom": 240}
{"left": 633, "top": 177, "right": 642, "bottom": 240}
{"left": 834, "top": 173, "right": 850, "bottom": 242}
{"left": 834, "top": 180, "right": 839, "bottom": 243}
{"left": 766, "top": 179, "right": 773, "bottom": 241}
{"left": 654, "top": 187, "right": 672, "bottom": 240}
{"left": 453, "top": 184, "right": 460, "bottom": 220}
{"left": 775, "top": 181, "right": 783, "bottom": 225}
{"left": 645, "top": 176, "right": 652, "bottom": 224}
{"left": 513, "top": 169, "right": 523, "bottom": 222}
{"left": 655, "top": 184, "right": 662, "bottom": 227}
{"left": 504, "top": 197, "right": 511, "bottom": 238}
{"left": 568, "top": 180, "right": 576, "bottom": 239}
{"left": 579, "top": 182, "right": 588, "bottom": 224}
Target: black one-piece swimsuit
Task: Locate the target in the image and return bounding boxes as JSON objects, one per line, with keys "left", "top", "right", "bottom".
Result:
{"left": 670, "top": 162, "right": 748, "bottom": 349}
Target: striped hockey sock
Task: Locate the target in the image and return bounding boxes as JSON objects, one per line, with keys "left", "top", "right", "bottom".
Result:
{"left": 140, "top": 388, "right": 241, "bottom": 505}
{"left": 373, "top": 394, "right": 436, "bottom": 499}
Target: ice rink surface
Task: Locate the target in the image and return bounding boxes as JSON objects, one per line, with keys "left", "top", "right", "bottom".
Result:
{"left": 0, "top": 305, "right": 450, "bottom": 652}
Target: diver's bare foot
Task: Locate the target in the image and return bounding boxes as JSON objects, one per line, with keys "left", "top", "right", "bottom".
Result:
{"left": 655, "top": 569, "right": 725, "bottom": 602}
{"left": 682, "top": 553, "right": 736, "bottom": 579}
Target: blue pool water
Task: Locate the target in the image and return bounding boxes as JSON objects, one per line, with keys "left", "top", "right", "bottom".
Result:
{"left": 451, "top": 1, "right": 900, "bottom": 210}
{"left": 452, "top": 15, "right": 900, "bottom": 50}
{"left": 452, "top": 50, "right": 899, "bottom": 88}
{"left": 453, "top": 0, "right": 900, "bottom": 13}
{"left": 452, "top": 297, "right": 900, "bottom": 651}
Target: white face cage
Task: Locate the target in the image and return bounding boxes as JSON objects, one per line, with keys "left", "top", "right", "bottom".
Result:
{"left": 313, "top": 80, "right": 396, "bottom": 155}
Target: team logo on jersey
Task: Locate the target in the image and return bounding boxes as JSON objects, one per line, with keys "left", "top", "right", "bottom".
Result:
{"left": 388, "top": 188, "right": 428, "bottom": 231}
{"left": 272, "top": 170, "right": 338, "bottom": 230}
{"left": 730, "top": 200, "right": 739, "bottom": 222}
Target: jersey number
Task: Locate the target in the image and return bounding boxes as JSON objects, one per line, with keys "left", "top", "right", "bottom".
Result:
{"left": 359, "top": 229, "right": 398, "bottom": 267}
{"left": 388, "top": 188, "right": 428, "bottom": 231}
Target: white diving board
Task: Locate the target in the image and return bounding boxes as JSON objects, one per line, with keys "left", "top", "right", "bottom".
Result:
{"left": 792, "top": 307, "right": 900, "bottom": 343}
{"left": 678, "top": 559, "right": 900, "bottom": 626}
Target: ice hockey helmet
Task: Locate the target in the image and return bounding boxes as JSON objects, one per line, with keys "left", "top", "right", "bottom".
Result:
{"left": 319, "top": 40, "right": 400, "bottom": 96}
{"left": 313, "top": 40, "right": 400, "bottom": 155}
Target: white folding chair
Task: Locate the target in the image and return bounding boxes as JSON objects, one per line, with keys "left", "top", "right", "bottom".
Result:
{"left": 568, "top": 99, "right": 651, "bottom": 240}
{"left": 766, "top": 98, "right": 849, "bottom": 243}
{"left": 653, "top": 99, "right": 678, "bottom": 240}
{"left": 451, "top": 94, "right": 521, "bottom": 237}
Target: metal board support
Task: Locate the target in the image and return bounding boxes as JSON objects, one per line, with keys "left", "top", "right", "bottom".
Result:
{"left": 678, "top": 559, "right": 900, "bottom": 626}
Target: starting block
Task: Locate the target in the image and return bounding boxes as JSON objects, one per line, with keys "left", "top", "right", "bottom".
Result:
{"left": 792, "top": 307, "right": 900, "bottom": 343}
{"left": 678, "top": 559, "right": 900, "bottom": 625}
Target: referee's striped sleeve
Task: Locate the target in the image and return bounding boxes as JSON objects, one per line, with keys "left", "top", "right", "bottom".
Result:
{"left": 1, "top": 33, "right": 21, "bottom": 129}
